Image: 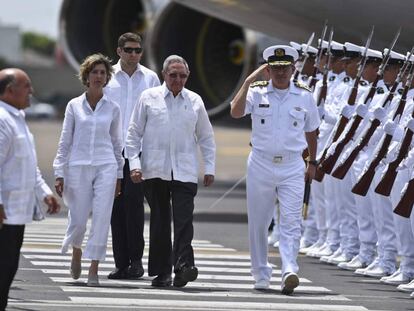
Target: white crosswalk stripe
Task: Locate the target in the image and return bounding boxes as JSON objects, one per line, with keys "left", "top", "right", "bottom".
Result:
{"left": 9, "top": 218, "right": 370, "bottom": 310}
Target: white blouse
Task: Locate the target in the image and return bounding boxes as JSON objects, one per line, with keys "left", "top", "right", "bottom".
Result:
{"left": 53, "top": 93, "right": 124, "bottom": 179}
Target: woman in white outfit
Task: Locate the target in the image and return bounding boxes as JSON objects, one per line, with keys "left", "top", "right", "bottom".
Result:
{"left": 53, "top": 54, "right": 123, "bottom": 286}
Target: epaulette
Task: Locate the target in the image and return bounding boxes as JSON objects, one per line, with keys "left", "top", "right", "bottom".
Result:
{"left": 376, "top": 87, "right": 384, "bottom": 94}
{"left": 398, "top": 88, "right": 404, "bottom": 95}
{"left": 359, "top": 80, "right": 368, "bottom": 86}
{"left": 294, "top": 81, "right": 312, "bottom": 92}
{"left": 250, "top": 81, "right": 269, "bottom": 88}
{"left": 329, "top": 76, "right": 336, "bottom": 82}
{"left": 343, "top": 76, "right": 350, "bottom": 82}
{"left": 301, "top": 75, "right": 309, "bottom": 81}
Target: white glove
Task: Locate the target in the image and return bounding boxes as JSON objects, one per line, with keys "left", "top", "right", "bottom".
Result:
{"left": 341, "top": 105, "right": 355, "bottom": 119}
{"left": 373, "top": 107, "right": 387, "bottom": 122}
{"left": 318, "top": 105, "right": 325, "bottom": 119}
{"left": 407, "top": 118, "right": 414, "bottom": 132}
{"left": 383, "top": 119, "right": 397, "bottom": 136}
{"left": 327, "top": 142, "right": 338, "bottom": 156}
{"left": 356, "top": 103, "right": 368, "bottom": 117}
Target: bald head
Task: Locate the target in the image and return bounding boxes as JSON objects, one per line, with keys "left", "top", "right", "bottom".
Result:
{"left": 0, "top": 68, "right": 33, "bottom": 110}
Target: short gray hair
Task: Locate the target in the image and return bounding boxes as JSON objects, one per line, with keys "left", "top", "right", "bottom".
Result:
{"left": 162, "top": 55, "right": 189, "bottom": 73}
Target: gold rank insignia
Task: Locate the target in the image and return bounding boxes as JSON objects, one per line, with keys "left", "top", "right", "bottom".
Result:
{"left": 274, "top": 48, "right": 285, "bottom": 57}
{"left": 398, "top": 88, "right": 404, "bottom": 95}
{"left": 343, "top": 77, "right": 350, "bottom": 82}
{"left": 250, "top": 80, "right": 269, "bottom": 88}
{"left": 376, "top": 87, "right": 384, "bottom": 94}
{"left": 359, "top": 80, "right": 368, "bottom": 86}
{"left": 329, "top": 76, "right": 336, "bottom": 82}
{"left": 294, "top": 81, "right": 312, "bottom": 92}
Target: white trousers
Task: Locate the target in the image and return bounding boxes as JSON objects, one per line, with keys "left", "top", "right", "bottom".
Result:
{"left": 309, "top": 178, "right": 327, "bottom": 243}
{"left": 62, "top": 164, "right": 117, "bottom": 261}
{"left": 247, "top": 152, "right": 305, "bottom": 280}
{"left": 390, "top": 166, "right": 414, "bottom": 278}
{"left": 326, "top": 174, "right": 341, "bottom": 250}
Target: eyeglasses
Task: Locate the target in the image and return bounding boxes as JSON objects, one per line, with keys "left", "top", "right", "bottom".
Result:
{"left": 122, "top": 47, "right": 143, "bottom": 54}
{"left": 167, "top": 73, "right": 188, "bottom": 79}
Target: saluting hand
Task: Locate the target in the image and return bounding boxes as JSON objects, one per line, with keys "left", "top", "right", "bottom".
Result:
{"left": 245, "top": 63, "right": 269, "bottom": 85}
{"left": 0, "top": 204, "right": 7, "bottom": 230}
{"left": 44, "top": 195, "right": 61, "bottom": 215}
{"left": 203, "top": 174, "right": 215, "bottom": 187}
{"left": 131, "top": 169, "right": 144, "bottom": 183}
{"left": 55, "top": 178, "right": 64, "bottom": 197}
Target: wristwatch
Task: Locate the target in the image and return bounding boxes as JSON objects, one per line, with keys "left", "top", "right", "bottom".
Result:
{"left": 307, "top": 160, "right": 318, "bottom": 166}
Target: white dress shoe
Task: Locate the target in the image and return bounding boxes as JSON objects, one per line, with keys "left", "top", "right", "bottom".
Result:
{"left": 254, "top": 279, "right": 270, "bottom": 290}
{"left": 338, "top": 256, "right": 366, "bottom": 271}
{"left": 380, "top": 270, "right": 411, "bottom": 285}
{"left": 87, "top": 273, "right": 100, "bottom": 286}
{"left": 299, "top": 237, "right": 313, "bottom": 250}
{"left": 308, "top": 243, "right": 333, "bottom": 258}
{"left": 273, "top": 241, "right": 279, "bottom": 248}
{"left": 320, "top": 248, "right": 342, "bottom": 263}
{"left": 365, "top": 266, "right": 392, "bottom": 278}
{"left": 355, "top": 258, "right": 380, "bottom": 275}
{"left": 300, "top": 240, "right": 324, "bottom": 255}
{"left": 281, "top": 272, "right": 299, "bottom": 295}
{"left": 330, "top": 253, "right": 352, "bottom": 265}
{"left": 397, "top": 279, "right": 414, "bottom": 292}
{"left": 268, "top": 232, "right": 279, "bottom": 245}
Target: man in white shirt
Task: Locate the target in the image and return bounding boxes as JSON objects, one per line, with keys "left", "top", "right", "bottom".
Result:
{"left": 230, "top": 45, "right": 320, "bottom": 295}
{"left": 126, "top": 55, "right": 215, "bottom": 288}
{"left": 0, "top": 68, "right": 60, "bottom": 309}
{"left": 105, "top": 33, "right": 160, "bottom": 280}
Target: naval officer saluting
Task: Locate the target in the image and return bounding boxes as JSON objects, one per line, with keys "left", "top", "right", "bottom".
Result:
{"left": 230, "top": 45, "right": 320, "bottom": 294}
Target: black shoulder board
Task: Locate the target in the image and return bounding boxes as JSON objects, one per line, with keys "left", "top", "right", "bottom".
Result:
{"left": 359, "top": 80, "right": 368, "bottom": 86}
{"left": 329, "top": 75, "right": 336, "bottom": 82}
{"left": 398, "top": 88, "right": 404, "bottom": 95}
{"left": 343, "top": 76, "right": 350, "bottom": 82}
{"left": 250, "top": 81, "right": 269, "bottom": 88}
{"left": 301, "top": 75, "right": 309, "bottom": 81}
{"left": 376, "top": 87, "right": 384, "bottom": 94}
{"left": 294, "top": 81, "right": 312, "bottom": 92}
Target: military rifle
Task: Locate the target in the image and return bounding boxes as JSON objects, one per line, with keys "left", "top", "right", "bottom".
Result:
{"left": 293, "top": 32, "right": 315, "bottom": 83}
{"left": 353, "top": 62, "right": 414, "bottom": 196}
{"left": 332, "top": 58, "right": 411, "bottom": 180}
{"left": 393, "top": 178, "right": 414, "bottom": 218}
{"left": 308, "top": 20, "right": 328, "bottom": 90}
{"left": 319, "top": 28, "right": 400, "bottom": 174}
{"left": 302, "top": 180, "right": 311, "bottom": 219}
{"left": 313, "top": 26, "right": 374, "bottom": 182}
{"left": 316, "top": 28, "right": 334, "bottom": 108}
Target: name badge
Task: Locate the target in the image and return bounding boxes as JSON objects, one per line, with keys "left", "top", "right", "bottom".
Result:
{"left": 259, "top": 104, "right": 270, "bottom": 108}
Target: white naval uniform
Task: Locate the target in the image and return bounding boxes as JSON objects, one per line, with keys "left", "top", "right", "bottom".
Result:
{"left": 243, "top": 80, "right": 320, "bottom": 281}
{"left": 53, "top": 94, "right": 124, "bottom": 261}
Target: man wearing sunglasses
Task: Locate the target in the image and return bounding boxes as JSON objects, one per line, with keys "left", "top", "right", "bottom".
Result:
{"left": 105, "top": 32, "right": 160, "bottom": 280}
{"left": 230, "top": 45, "right": 320, "bottom": 295}
{"left": 126, "top": 55, "right": 216, "bottom": 288}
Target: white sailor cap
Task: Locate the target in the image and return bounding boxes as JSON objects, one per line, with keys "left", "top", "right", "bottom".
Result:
{"left": 406, "top": 51, "right": 414, "bottom": 62}
{"left": 330, "top": 41, "right": 345, "bottom": 57}
{"left": 343, "top": 42, "right": 362, "bottom": 59}
{"left": 263, "top": 45, "right": 299, "bottom": 66}
{"left": 383, "top": 49, "right": 405, "bottom": 66}
{"left": 290, "top": 41, "right": 303, "bottom": 56}
{"left": 301, "top": 44, "right": 318, "bottom": 57}
{"left": 363, "top": 48, "right": 383, "bottom": 63}
{"left": 318, "top": 39, "right": 329, "bottom": 49}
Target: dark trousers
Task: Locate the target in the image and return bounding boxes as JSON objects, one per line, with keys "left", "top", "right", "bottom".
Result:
{"left": 144, "top": 178, "right": 197, "bottom": 276}
{"left": 111, "top": 159, "right": 145, "bottom": 269}
{"left": 0, "top": 224, "right": 25, "bottom": 311}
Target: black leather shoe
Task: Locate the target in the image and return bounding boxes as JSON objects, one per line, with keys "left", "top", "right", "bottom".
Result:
{"left": 107, "top": 267, "right": 129, "bottom": 280}
{"left": 173, "top": 266, "right": 198, "bottom": 287}
{"left": 151, "top": 274, "right": 172, "bottom": 287}
{"left": 128, "top": 260, "right": 144, "bottom": 279}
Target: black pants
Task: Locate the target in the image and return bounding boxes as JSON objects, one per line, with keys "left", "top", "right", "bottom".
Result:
{"left": 0, "top": 224, "right": 25, "bottom": 311}
{"left": 111, "top": 159, "right": 145, "bottom": 269}
{"left": 144, "top": 178, "right": 197, "bottom": 276}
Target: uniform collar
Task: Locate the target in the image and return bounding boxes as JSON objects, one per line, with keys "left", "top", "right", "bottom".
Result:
{"left": 266, "top": 81, "right": 300, "bottom": 95}
{"left": 0, "top": 100, "right": 23, "bottom": 117}
{"left": 113, "top": 60, "right": 142, "bottom": 76}
{"left": 161, "top": 82, "right": 186, "bottom": 99}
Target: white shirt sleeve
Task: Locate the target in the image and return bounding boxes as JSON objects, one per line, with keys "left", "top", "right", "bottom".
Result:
{"left": 125, "top": 94, "right": 147, "bottom": 171}
{"left": 53, "top": 101, "right": 75, "bottom": 178}
{"left": 34, "top": 166, "right": 53, "bottom": 201}
{"left": 0, "top": 120, "right": 12, "bottom": 205}
{"left": 195, "top": 97, "right": 216, "bottom": 176}
{"left": 304, "top": 94, "right": 320, "bottom": 132}
{"left": 110, "top": 104, "right": 124, "bottom": 178}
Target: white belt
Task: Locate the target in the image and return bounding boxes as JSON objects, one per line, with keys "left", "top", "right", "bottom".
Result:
{"left": 252, "top": 150, "right": 302, "bottom": 164}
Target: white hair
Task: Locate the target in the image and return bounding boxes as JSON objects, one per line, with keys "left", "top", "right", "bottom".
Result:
{"left": 162, "top": 55, "right": 189, "bottom": 72}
